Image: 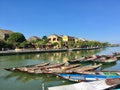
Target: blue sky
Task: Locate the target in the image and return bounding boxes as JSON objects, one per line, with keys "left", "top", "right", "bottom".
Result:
{"left": 0, "top": 0, "right": 120, "bottom": 44}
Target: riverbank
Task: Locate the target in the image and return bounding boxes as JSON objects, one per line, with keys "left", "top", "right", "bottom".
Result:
{"left": 0, "top": 47, "right": 100, "bottom": 56}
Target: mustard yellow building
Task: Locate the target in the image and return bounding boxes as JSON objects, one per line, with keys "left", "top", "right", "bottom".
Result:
{"left": 48, "top": 34, "right": 85, "bottom": 48}
{"left": 48, "top": 34, "right": 62, "bottom": 48}
{"left": 62, "top": 35, "right": 77, "bottom": 43}
{"left": 48, "top": 34, "right": 62, "bottom": 44}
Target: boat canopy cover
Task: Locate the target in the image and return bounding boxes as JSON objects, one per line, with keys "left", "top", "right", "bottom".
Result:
{"left": 48, "top": 80, "right": 116, "bottom": 90}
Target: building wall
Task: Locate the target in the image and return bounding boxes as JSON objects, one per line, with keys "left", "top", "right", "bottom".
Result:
{"left": 62, "top": 36, "right": 68, "bottom": 42}
{"left": 0, "top": 29, "right": 13, "bottom": 40}
{"left": 48, "top": 34, "right": 61, "bottom": 44}
{"left": 62, "top": 35, "right": 76, "bottom": 42}
{"left": 74, "top": 38, "right": 79, "bottom": 43}
{"left": 0, "top": 34, "right": 4, "bottom": 40}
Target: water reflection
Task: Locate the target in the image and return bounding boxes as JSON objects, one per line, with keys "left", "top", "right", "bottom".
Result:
{"left": 3, "top": 71, "right": 74, "bottom": 90}
{"left": 1, "top": 47, "right": 120, "bottom": 90}
{"left": 0, "top": 49, "right": 103, "bottom": 65}
{"left": 4, "top": 71, "right": 72, "bottom": 86}
{"left": 100, "top": 62, "right": 117, "bottom": 70}
{"left": 4, "top": 72, "right": 56, "bottom": 83}
{"left": 32, "top": 49, "right": 102, "bottom": 63}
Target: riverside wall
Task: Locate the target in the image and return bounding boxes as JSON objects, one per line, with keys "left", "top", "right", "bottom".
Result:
{"left": 0, "top": 47, "right": 100, "bottom": 56}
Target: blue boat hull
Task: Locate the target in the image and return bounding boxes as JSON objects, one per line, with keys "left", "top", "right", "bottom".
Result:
{"left": 58, "top": 73, "right": 120, "bottom": 82}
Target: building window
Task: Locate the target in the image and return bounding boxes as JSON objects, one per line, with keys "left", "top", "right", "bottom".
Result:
{"left": 48, "top": 38, "right": 51, "bottom": 41}
{"left": 53, "top": 38, "right": 56, "bottom": 41}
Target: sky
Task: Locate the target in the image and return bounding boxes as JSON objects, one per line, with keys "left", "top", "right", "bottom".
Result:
{"left": 0, "top": 0, "right": 120, "bottom": 44}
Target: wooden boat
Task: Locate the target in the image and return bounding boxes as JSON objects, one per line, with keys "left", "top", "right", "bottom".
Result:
{"left": 42, "top": 63, "right": 65, "bottom": 69}
{"left": 18, "top": 63, "right": 65, "bottom": 73}
{"left": 4, "top": 62, "right": 50, "bottom": 71}
{"left": 42, "top": 63, "right": 101, "bottom": 74}
{"left": 60, "top": 64, "right": 80, "bottom": 70}
{"left": 30, "top": 63, "right": 101, "bottom": 74}
{"left": 33, "top": 64, "right": 80, "bottom": 74}
{"left": 84, "top": 55, "right": 97, "bottom": 62}
{"left": 116, "top": 55, "right": 120, "bottom": 59}
{"left": 48, "top": 78, "right": 120, "bottom": 90}
{"left": 23, "top": 62, "right": 50, "bottom": 68}
{"left": 57, "top": 72, "right": 120, "bottom": 82}
{"left": 67, "top": 57, "right": 85, "bottom": 63}
{"left": 94, "top": 56, "right": 117, "bottom": 63}
{"left": 67, "top": 55, "right": 97, "bottom": 63}
{"left": 72, "top": 63, "right": 102, "bottom": 73}
{"left": 113, "top": 52, "right": 120, "bottom": 55}
{"left": 113, "top": 52, "right": 120, "bottom": 59}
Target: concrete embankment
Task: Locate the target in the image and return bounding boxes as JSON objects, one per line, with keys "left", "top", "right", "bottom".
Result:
{"left": 0, "top": 47, "right": 100, "bottom": 56}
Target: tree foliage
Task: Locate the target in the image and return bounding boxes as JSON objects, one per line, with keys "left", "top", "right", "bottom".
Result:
{"left": 42, "top": 36, "right": 48, "bottom": 44}
{"left": 7, "top": 32, "right": 26, "bottom": 43}
{"left": 0, "top": 39, "right": 6, "bottom": 48}
{"left": 7, "top": 32, "right": 26, "bottom": 48}
{"left": 0, "top": 39, "right": 13, "bottom": 50}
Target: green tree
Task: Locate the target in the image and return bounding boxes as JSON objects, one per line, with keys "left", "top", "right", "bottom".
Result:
{"left": 20, "top": 41, "right": 31, "bottom": 48}
{"left": 0, "top": 39, "right": 6, "bottom": 50}
{"left": 35, "top": 40, "right": 45, "bottom": 48}
{"left": 42, "top": 36, "right": 48, "bottom": 44}
{"left": 0, "top": 40, "right": 13, "bottom": 50}
{"left": 7, "top": 32, "right": 26, "bottom": 48}
{"left": 68, "top": 41, "right": 74, "bottom": 48}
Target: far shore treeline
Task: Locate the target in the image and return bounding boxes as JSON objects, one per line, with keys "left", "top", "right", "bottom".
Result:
{"left": 0, "top": 29, "right": 119, "bottom": 51}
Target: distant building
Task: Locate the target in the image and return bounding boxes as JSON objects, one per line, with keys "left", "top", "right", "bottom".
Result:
{"left": 48, "top": 34, "right": 63, "bottom": 49}
{"left": 27, "top": 36, "right": 41, "bottom": 42}
{"left": 48, "top": 34, "right": 82, "bottom": 48}
{"left": 62, "top": 35, "right": 76, "bottom": 47}
{"left": 74, "top": 37, "right": 80, "bottom": 43}
{"left": 62, "top": 35, "right": 75, "bottom": 42}
{"left": 0, "top": 29, "right": 13, "bottom": 40}
{"left": 48, "top": 34, "right": 62, "bottom": 44}
{"left": 79, "top": 38, "right": 86, "bottom": 41}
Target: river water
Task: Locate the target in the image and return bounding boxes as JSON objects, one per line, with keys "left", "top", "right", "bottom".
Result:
{"left": 0, "top": 47, "right": 120, "bottom": 90}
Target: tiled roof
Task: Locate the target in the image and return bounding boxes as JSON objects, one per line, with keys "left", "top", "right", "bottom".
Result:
{"left": 0, "top": 29, "right": 13, "bottom": 34}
